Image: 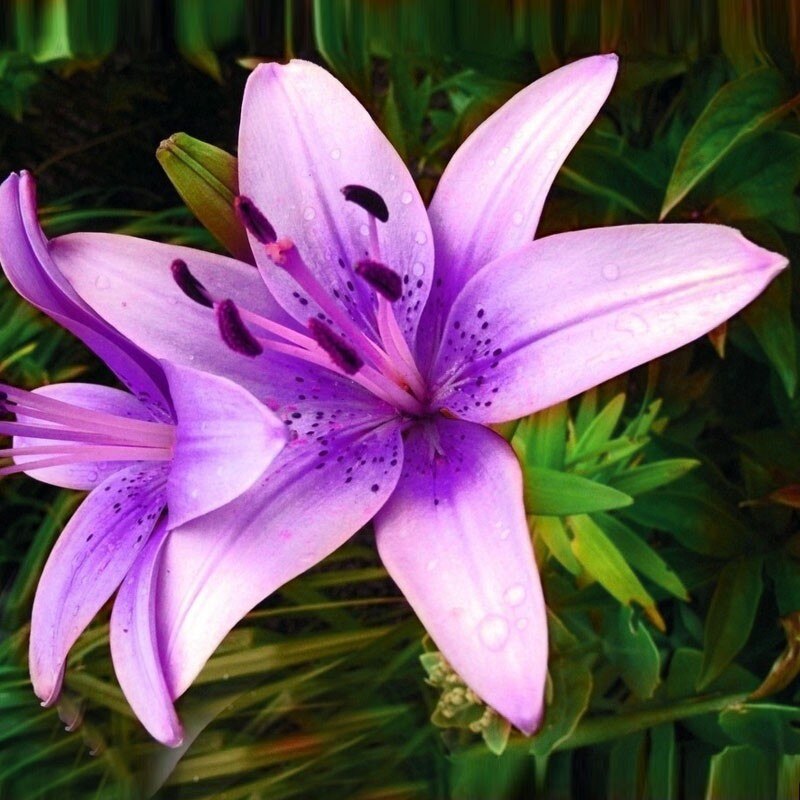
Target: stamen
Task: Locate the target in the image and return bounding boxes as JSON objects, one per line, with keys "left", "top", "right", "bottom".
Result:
{"left": 234, "top": 196, "right": 277, "bottom": 244}
{"left": 171, "top": 259, "right": 213, "bottom": 308}
{"left": 308, "top": 318, "right": 364, "bottom": 375}
{"left": 355, "top": 260, "right": 402, "bottom": 302}
{"left": 341, "top": 185, "right": 389, "bottom": 223}
{"left": 217, "top": 299, "right": 264, "bottom": 357}
{"left": 0, "top": 445, "right": 172, "bottom": 477}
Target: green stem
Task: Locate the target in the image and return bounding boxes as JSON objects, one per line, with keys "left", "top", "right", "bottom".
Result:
{"left": 556, "top": 692, "right": 749, "bottom": 751}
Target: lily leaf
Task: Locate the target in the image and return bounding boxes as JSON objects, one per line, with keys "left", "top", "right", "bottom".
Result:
{"left": 568, "top": 515, "right": 664, "bottom": 630}
{"left": 523, "top": 467, "right": 633, "bottom": 516}
{"left": 661, "top": 68, "right": 798, "bottom": 218}
{"left": 697, "top": 556, "right": 764, "bottom": 690}
{"left": 609, "top": 459, "right": 699, "bottom": 497}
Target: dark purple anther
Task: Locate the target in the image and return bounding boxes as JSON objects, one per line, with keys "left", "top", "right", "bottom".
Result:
{"left": 308, "top": 318, "right": 364, "bottom": 375}
{"left": 171, "top": 259, "right": 213, "bottom": 308}
{"left": 341, "top": 185, "right": 389, "bottom": 223}
{"left": 355, "top": 259, "right": 402, "bottom": 302}
{"left": 234, "top": 196, "right": 277, "bottom": 244}
{"left": 217, "top": 299, "right": 263, "bottom": 357}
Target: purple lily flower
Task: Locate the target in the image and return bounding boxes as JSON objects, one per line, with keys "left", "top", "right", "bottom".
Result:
{"left": 2, "top": 54, "right": 788, "bottom": 740}
{"left": 0, "top": 173, "right": 288, "bottom": 744}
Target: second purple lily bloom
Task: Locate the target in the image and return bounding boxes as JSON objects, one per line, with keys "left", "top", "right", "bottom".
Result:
{"left": 0, "top": 54, "right": 788, "bottom": 744}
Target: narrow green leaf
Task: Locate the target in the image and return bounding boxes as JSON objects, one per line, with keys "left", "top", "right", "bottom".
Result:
{"left": 530, "top": 515, "right": 581, "bottom": 575}
{"left": 599, "top": 514, "right": 688, "bottom": 600}
{"left": 705, "top": 745, "right": 776, "bottom": 800}
{"left": 742, "top": 269, "right": 797, "bottom": 398}
{"left": 698, "top": 557, "right": 764, "bottom": 689}
{"left": 646, "top": 724, "right": 676, "bottom": 800}
{"left": 607, "top": 733, "right": 647, "bottom": 799}
{"left": 568, "top": 515, "right": 664, "bottom": 630}
{"left": 777, "top": 754, "right": 800, "bottom": 800}
{"left": 512, "top": 401, "right": 568, "bottom": 470}
{"left": 156, "top": 132, "right": 252, "bottom": 262}
{"left": 570, "top": 393, "right": 626, "bottom": 461}
{"left": 530, "top": 656, "right": 593, "bottom": 757}
{"left": 661, "top": 68, "right": 797, "bottom": 217}
{"left": 609, "top": 459, "right": 700, "bottom": 497}
{"left": 623, "top": 489, "right": 752, "bottom": 557}
{"left": 604, "top": 607, "right": 661, "bottom": 699}
{"left": 719, "top": 704, "right": 800, "bottom": 755}
{"left": 524, "top": 467, "right": 633, "bottom": 515}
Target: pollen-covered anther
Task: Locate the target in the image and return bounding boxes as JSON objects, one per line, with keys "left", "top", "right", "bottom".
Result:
{"left": 234, "top": 195, "right": 277, "bottom": 244}
{"left": 355, "top": 259, "right": 402, "bottom": 302}
{"left": 216, "top": 299, "right": 264, "bottom": 357}
{"left": 171, "top": 259, "right": 213, "bottom": 308}
{"left": 341, "top": 185, "right": 389, "bottom": 223}
{"left": 307, "top": 318, "right": 364, "bottom": 375}
{"left": 264, "top": 237, "right": 295, "bottom": 268}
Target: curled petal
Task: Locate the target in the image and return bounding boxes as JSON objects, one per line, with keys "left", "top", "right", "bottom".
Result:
{"left": 111, "top": 520, "right": 183, "bottom": 747}
{"left": 375, "top": 418, "right": 547, "bottom": 733}
{"left": 431, "top": 224, "right": 788, "bottom": 423}
{"left": 157, "top": 419, "right": 403, "bottom": 699}
{"left": 0, "top": 172, "right": 170, "bottom": 412}
{"left": 238, "top": 60, "right": 434, "bottom": 347}
{"left": 163, "top": 362, "right": 288, "bottom": 528}
{"left": 30, "top": 464, "right": 167, "bottom": 705}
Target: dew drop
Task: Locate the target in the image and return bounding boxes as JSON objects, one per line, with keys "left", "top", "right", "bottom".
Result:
{"left": 303, "top": 206, "right": 316, "bottom": 221}
{"left": 478, "top": 614, "right": 509, "bottom": 651}
{"left": 512, "top": 210, "right": 524, "bottom": 226}
{"left": 94, "top": 275, "right": 110, "bottom": 290}
{"left": 426, "top": 558, "right": 438, "bottom": 572}
{"left": 412, "top": 261, "right": 425, "bottom": 277}
{"left": 488, "top": 158, "right": 496, "bottom": 167}
{"left": 615, "top": 312, "right": 649, "bottom": 335}
{"left": 359, "top": 224, "right": 370, "bottom": 237}
{"left": 602, "top": 263, "right": 620, "bottom": 281}
{"left": 414, "top": 230, "right": 427, "bottom": 245}
{"left": 86, "top": 470, "right": 99, "bottom": 483}
{"left": 401, "top": 191, "right": 413, "bottom": 205}
{"left": 504, "top": 584, "right": 526, "bottom": 607}
{"left": 329, "top": 147, "right": 341, "bottom": 160}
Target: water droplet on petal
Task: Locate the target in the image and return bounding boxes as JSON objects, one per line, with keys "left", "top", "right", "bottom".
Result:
{"left": 330, "top": 148, "right": 341, "bottom": 160}
{"left": 415, "top": 230, "right": 427, "bottom": 245}
{"left": 401, "top": 191, "right": 413, "bottom": 205}
{"left": 86, "top": 470, "right": 99, "bottom": 483}
{"left": 303, "top": 206, "right": 316, "bottom": 221}
{"left": 504, "top": 584, "right": 526, "bottom": 607}
{"left": 602, "top": 263, "right": 620, "bottom": 281}
{"left": 359, "top": 224, "right": 370, "bottom": 237}
{"left": 412, "top": 262, "right": 425, "bottom": 277}
{"left": 94, "top": 275, "right": 110, "bottom": 290}
{"left": 426, "top": 558, "right": 438, "bottom": 572}
{"left": 512, "top": 211, "right": 524, "bottom": 226}
{"left": 479, "top": 614, "right": 509, "bottom": 651}
{"left": 615, "top": 312, "right": 649, "bottom": 335}
{"left": 488, "top": 158, "right": 496, "bottom": 167}
{"left": 516, "top": 618, "right": 529, "bottom": 630}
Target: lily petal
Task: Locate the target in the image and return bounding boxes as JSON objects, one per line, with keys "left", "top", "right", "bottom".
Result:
{"left": 431, "top": 224, "right": 788, "bottom": 424}
{"left": 12, "top": 383, "right": 154, "bottom": 490}
{"left": 374, "top": 418, "right": 547, "bottom": 733}
{"left": 428, "top": 54, "right": 618, "bottom": 293}
{"left": 0, "top": 172, "right": 170, "bottom": 412}
{"left": 157, "top": 419, "right": 403, "bottom": 699}
{"left": 30, "top": 463, "right": 168, "bottom": 705}
{"left": 238, "top": 60, "right": 434, "bottom": 347}
{"left": 110, "top": 520, "right": 183, "bottom": 747}
{"left": 163, "top": 362, "right": 288, "bottom": 528}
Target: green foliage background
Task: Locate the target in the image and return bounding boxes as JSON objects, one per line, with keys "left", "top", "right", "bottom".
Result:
{"left": 2, "top": 1, "right": 800, "bottom": 798}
